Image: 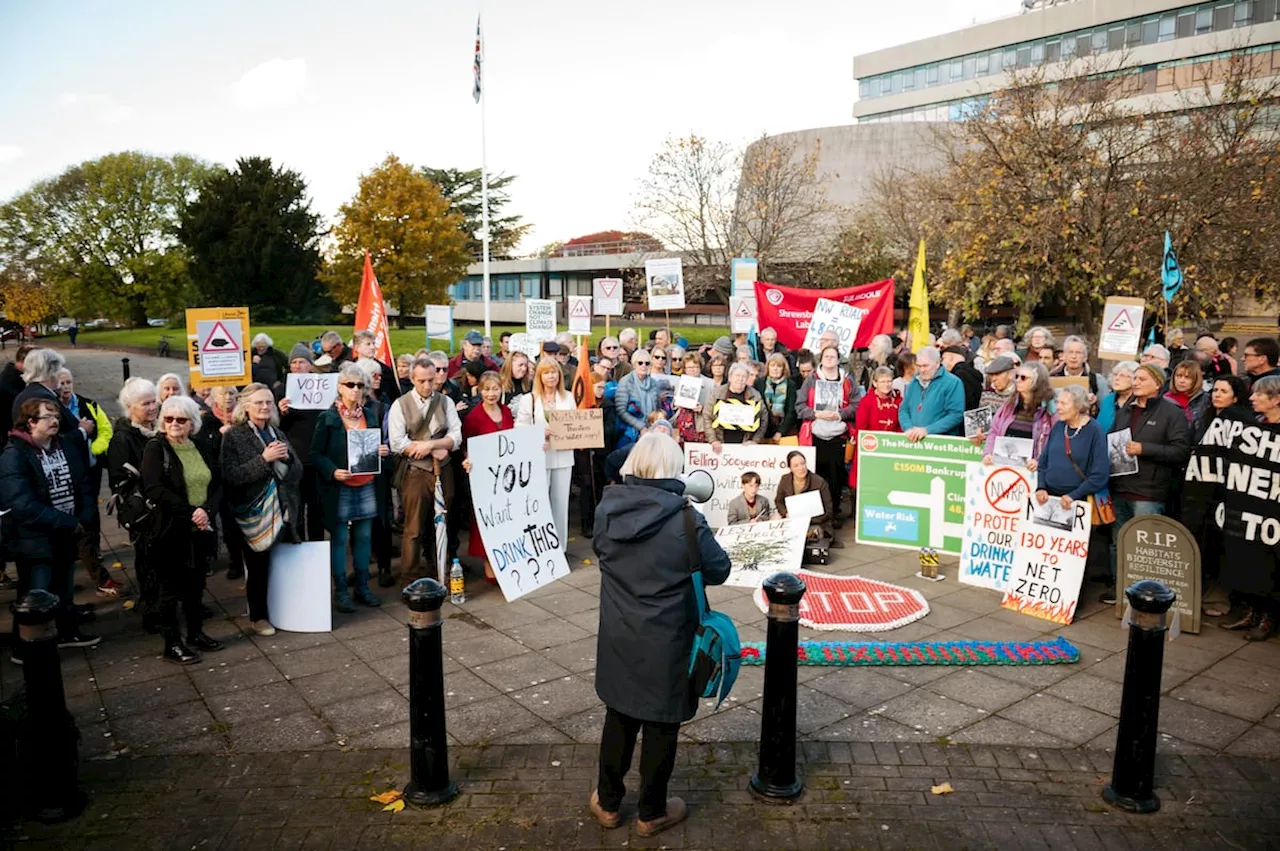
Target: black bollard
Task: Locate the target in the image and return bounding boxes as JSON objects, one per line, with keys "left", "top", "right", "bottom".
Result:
{"left": 1102, "top": 580, "right": 1177, "bottom": 814}
{"left": 121, "top": 357, "right": 130, "bottom": 381}
{"left": 14, "top": 590, "right": 86, "bottom": 822}
{"left": 750, "top": 572, "right": 806, "bottom": 803}
{"left": 401, "top": 578, "right": 458, "bottom": 806}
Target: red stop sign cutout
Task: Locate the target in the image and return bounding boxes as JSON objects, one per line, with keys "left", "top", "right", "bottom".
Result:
{"left": 754, "top": 571, "right": 930, "bottom": 632}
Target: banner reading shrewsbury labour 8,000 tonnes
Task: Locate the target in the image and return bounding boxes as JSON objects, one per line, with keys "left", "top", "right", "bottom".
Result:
{"left": 752, "top": 279, "right": 895, "bottom": 352}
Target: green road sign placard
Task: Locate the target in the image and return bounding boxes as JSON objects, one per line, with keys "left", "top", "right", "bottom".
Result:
{"left": 854, "top": 431, "right": 982, "bottom": 555}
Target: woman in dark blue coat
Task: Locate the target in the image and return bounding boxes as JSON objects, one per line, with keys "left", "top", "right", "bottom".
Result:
{"left": 0, "top": 397, "right": 100, "bottom": 655}
{"left": 590, "top": 433, "right": 731, "bottom": 837}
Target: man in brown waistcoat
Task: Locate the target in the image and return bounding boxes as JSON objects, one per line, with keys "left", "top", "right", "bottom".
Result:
{"left": 387, "top": 357, "right": 462, "bottom": 579}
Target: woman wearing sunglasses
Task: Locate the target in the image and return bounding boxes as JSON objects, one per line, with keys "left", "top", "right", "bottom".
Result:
{"left": 140, "top": 395, "right": 224, "bottom": 664}
{"left": 982, "top": 361, "right": 1056, "bottom": 466}
{"left": 311, "top": 364, "right": 390, "bottom": 614}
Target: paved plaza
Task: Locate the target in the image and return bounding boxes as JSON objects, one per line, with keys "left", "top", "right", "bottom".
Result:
{"left": 2, "top": 347, "right": 1279, "bottom": 848}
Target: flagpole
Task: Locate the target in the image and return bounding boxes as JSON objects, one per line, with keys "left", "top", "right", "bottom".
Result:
{"left": 478, "top": 12, "right": 492, "bottom": 339}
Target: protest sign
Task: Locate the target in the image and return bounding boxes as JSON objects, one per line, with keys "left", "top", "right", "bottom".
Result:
{"left": 854, "top": 431, "right": 982, "bottom": 555}
{"left": 715, "top": 517, "right": 807, "bottom": 588}
{"left": 959, "top": 464, "right": 1032, "bottom": 592}
{"left": 546, "top": 408, "right": 604, "bottom": 450}
{"left": 753, "top": 279, "right": 894, "bottom": 351}
{"left": 467, "top": 425, "right": 570, "bottom": 601}
{"left": 567, "top": 296, "right": 592, "bottom": 335}
{"left": 507, "top": 332, "right": 543, "bottom": 360}
{"left": 186, "top": 307, "right": 251, "bottom": 389}
{"left": 425, "top": 305, "right": 453, "bottom": 342}
{"left": 645, "top": 257, "right": 685, "bottom": 310}
{"left": 801, "top": 297, "right": 868, "bottom": 359}
{"left": 1001, "top": 495, "right": 1092, "bottom": 624}
{"left": 784, "top": 489, "right": 824, "bottom": 521}
{"left": 525, "top": 299, "right": 556, "bottom": 342}
{"left": 1099, "top": 296, "right": 1146, "bottom": 360}
{"left": 992, "top": 436, "right": 1034, "bottom": 469}
{"left": 674, "top": 376, "right": 702, "bottom": 409}
{"left": 730, "top": 257, "right": 758, "bottom": 297}
{"left": 964, "top": 407, "right": 993, "bottom": 439}
{"left": 1117, "top": 514, "right": 1201, "bottom": 634}
{"left": 685, "top": 443, "right": 815, "bottom": 529}
{"left": 730, "top": 297, "right": 757, "bottom": 334}
{"left": 285, "top": 373, "right": 338, "bottom": 411}
{"left": 1108, "top": 429, "right": 1138, "bottom": 476}
{"left": 346, "top": 430, "right": 381, "bottom": 474}
{"left": 268, "top": 542, "right": 332, "bottom": 633}
{"left": 593, "top": 278, "right": 623, "bottom": 315}
{"left": 751, "top": 572, "right": 929, "bottom": 632}
{"left": 715, "top": 403, "right": 757, "bottom": 429}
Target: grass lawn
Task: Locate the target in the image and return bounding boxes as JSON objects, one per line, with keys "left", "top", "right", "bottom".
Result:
{"left": 44, "top": 322, "right": 728, "bottom": 355}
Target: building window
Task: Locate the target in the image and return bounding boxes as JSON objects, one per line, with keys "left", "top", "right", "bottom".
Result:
{"left": 501, "top": 278, "right": 517, "bottom": 300}
{"left": 902, "top": 69, "right": 914, "bottom": 90}
{"left": 1258, "top": 0, "right": 1275, "bottom": 22}
{"left": 1003, "top": 47, "right": 1017, "bottom": 68}
{"left": 1061, "top": 35, "right": 1077, "bottom": 58}
{"left": 1196, "top": 6, "right": 1214, "bottom": 32}
{"left": 859, "top": 79, "right": 869, "bottom": 98}
{"left": 962, "top": 56, "right": 976, "bottom": 79}
{"left": 1108, "top": 26, "right": 1124, "bottom": 51}
{"left": 915, "top": 67, "right": 927, "bottom": 89}
{"left": 1176, "top": 10, "right": 1195, "bottom": 37}
{"left": 1045, "top": 39, "right": 1061, "bottom": 62}
{"left": 1142, "top": 18, "right": 1160, "bottom": 44}
{"left": 926, "top": 65, "right": 939, "bottom": 85}
{"left": 1159, "top": 13, "right": 1176, "bottom": 40}
{"left": 1126, "top": 21, "right": 1142, "bottom": 47}
{"left": 949, "top": 60, "right": 962, "bottom": 81}
{"left": 1031, "top": 42, "right": 1045, "bottom": 63}
{"left": 1092, "top": 30, "right": 1108, "bottom": 53}
{"left": 975, "top": 53, "right": 989, "bottom": 75}
{"left": 890, "top": 72, "right": 903, "bottom": 93}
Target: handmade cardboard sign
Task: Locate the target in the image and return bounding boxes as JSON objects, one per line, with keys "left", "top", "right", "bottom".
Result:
{"left": 752, "top": 571, "right": 929, "bottom": 632}
{"left": 715, "top": 517, "right": 807, "bottom": 588}
{"left": 546, "top": 408, "right": 604, "bottom": 450}
{"left": 960, "top": 464, "right": 1032, "bottom": 593}
{"left": 1001, "top": 495, "right": 1092, "bottom": 624}
{"left": 1116, "top": 514, "right": 1200, "bottom": 634}
{"left": 685, "top": 443, "right": 815, "bottom": 529}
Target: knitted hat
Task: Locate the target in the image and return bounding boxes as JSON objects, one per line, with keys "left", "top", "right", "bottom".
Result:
{"left": 1137, "top": 363, "right": 1166, "bottom": 388}
{"left": 712, "top": 336, "right": 736, "bottom": 358}
{"left": 649, "top": 419, "right": 673, "bottom": 437}
{"left": 288, "top": 342, "right": 313, "bottom": 364}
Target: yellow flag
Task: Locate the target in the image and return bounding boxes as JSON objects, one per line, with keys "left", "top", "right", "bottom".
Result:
{"left": 907, "top": 238, "right": 929, "bottom": 354}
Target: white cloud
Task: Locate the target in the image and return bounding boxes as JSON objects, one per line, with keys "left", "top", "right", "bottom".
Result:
{"left": 0, "top": 145, "right": 23, "bottom": 164}
{"left": 58, "top": 92, "right": 136, "bottom": 123}
{"left": 231, "top": 58, "right": 308, "bottom": 110}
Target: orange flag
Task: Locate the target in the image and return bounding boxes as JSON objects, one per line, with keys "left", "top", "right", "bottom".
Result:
{"left": 354, "top": 251, "right": 394, "bottom": 365}
{"left": 572, "top": 342, "right": 595, "bottom": 409}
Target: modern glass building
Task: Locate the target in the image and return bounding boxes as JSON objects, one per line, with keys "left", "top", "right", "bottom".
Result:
{"left": 853, "top": 0, "right": 1280, "bottom": 123}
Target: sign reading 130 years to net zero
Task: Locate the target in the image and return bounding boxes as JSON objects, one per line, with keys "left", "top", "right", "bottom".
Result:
{"left": 854, "top": 431, "right": 983, "bottom": 556}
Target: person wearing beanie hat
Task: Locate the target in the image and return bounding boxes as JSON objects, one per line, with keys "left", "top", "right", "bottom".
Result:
{"left": 289, "top": 342, "right": 314, "bottom": 365}
{"left": 712, "top": 336, "right": 736, "bottom": 360}
{"left": 1104, "top": 358, "right": 1189, "bottom": 605}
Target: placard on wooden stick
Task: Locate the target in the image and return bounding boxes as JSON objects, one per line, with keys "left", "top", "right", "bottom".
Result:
{"left": 546, "top": 408, "right": 604, "bottom": 450}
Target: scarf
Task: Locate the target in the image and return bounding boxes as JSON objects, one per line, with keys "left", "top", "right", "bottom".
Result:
{"left": 764, "top": 377, "right": 788, "bottom": 419}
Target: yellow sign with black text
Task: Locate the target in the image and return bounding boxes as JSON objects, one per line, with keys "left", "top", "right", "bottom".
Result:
{"left": 186, "top": 307, "right": 251, "bottom": 389}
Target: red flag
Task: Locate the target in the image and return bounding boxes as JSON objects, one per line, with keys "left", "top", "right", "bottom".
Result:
{"left": 355, "top": 251, "right": 394, "bottom": 365}
{"left": 572, "top": 342, "right": 595, "bottom": 409}
{"left": 752, "top": 278, "right": 894, "bottom": 351}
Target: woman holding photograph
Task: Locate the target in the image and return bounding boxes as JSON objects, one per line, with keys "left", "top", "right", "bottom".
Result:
{"left": 795, "top": 345, "right": 860, "bottom": 528}
{"left": 311, "top": 363, "right": 389, "bottom": 613}
{"left": 1034, "top": 385, "right": 1109, "bottom": 511}
{"left": 982, "top": 361, "right": 1055, "bottom": 465}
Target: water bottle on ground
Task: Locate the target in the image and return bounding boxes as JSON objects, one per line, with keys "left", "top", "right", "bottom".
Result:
{"left": 450, "top": 558, "right": 465, "bottom": 605}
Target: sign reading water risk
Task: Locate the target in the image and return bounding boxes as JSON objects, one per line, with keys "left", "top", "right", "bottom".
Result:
{"left": 186, "top": 307, "right": 250, "bottom": 389}
{"left": 854, "top": 431, "right": 982, "bottom": 555}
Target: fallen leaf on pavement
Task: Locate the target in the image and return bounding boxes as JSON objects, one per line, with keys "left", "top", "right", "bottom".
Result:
{"left": 382, "top": 799, "right": 406, "bottom": 813}
{"left": 122, "top": 600, "right": 135, "bottom": 610}
{"left": 581, "top": 559, "right": 592, "bottom": 566}
{"left": 930, "top": 782, "right": 954, "bottom": 795}
{"left": 370, "top": 789, "right": 403, "bottom": 805}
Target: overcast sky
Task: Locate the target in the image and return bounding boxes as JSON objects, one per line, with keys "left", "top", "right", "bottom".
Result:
{"left": 0, "top": 0, "right": 1015, "bottom": 254}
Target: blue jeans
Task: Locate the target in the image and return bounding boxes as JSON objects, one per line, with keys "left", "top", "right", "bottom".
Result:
{"left": 330, "top": 519, "right": 372, "bottom": 601}
{"left": 1109, "top": 498, "right": 1165, "bottom": 580}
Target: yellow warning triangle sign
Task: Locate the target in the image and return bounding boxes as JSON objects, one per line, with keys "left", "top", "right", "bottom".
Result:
{"left": 1106, "top": 309, "right": 1135, "bottom": 333}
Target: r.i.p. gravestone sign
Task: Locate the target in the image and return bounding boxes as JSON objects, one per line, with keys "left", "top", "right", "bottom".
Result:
{"left": 1115, "top": 514, "right": 1201, "bottom": 634}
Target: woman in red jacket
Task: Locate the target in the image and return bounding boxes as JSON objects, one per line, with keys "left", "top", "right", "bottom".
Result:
{"left": 849, "top": 366, "right": 902, "bottom": 505}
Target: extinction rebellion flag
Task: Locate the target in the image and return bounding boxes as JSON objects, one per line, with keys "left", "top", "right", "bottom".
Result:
{"left": 1184, "top": 410, "right": 1280, "bottom": 595}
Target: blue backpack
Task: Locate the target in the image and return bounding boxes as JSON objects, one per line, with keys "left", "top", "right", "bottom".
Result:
{"left": 682, "top": 508, "right": 741, "bottom": 710}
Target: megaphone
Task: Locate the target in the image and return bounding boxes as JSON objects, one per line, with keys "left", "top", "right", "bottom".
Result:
{"left": 681, "top": 469, "right": 715, "bottom": 504}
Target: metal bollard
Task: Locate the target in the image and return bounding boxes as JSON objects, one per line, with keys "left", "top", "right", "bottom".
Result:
{"left": 401, "top": 578, "right": 458, "bottom": 806}
{"left": 1102, "top": 580, "right": 1176, "bottom": 814}
{"left": 121, "top": 357, "right": 130, "bottom": 381}
{"left": 14, "top": 590, "right": 86, "bottom": 822}
{"left": 750, "top": 572, "right": 806, "bottom": 803}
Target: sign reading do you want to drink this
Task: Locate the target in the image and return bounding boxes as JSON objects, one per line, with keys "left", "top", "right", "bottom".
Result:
{"left": 466, "top": 425, "right": 569, "bottom": 601}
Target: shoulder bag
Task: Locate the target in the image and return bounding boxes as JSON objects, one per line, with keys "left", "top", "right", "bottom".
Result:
{"left": 683, "top": 507, "right": 741, "bottom": 710}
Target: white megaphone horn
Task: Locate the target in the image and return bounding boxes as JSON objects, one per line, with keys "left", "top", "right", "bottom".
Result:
{"left": 680, "top": 469, "right": 715, "bottom": 504}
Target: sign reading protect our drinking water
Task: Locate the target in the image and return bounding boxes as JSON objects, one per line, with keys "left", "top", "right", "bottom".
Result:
{"left": 466, "top": 425, "right": 569, "bottom": 601}
{"left": 854, "top": 432, "right": 982, "bottom": 555}
{"left": 959, "top": 463, "right": 1033, "bottom": 592}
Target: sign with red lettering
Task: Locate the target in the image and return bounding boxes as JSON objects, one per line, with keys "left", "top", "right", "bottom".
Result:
{"left": 753, "top": 571, "right": 929, "bottom": 632}
{"left": 960, "top": 464, "right": 1031, "bottom": 592}
{"left": 1002, "top": 494, "right": 1092, "bottom": 625}
{"left": 752, "top": 279, "right": 895, "bottom": 352}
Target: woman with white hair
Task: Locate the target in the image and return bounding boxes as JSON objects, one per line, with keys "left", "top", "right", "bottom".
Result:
{"left": 220, "top": 383, "right": 305, "bottom": 634}
{"left": 1033, "top": 384, "right": 1109, "bottom": 516}
{"left": 1097, "top": 361, "right": 1138, "bottom": 435}
{"left": 141, "top": 394, "right": 224, "bottom": 664}
{"left": 1019, "top": 327, "right": 1056, "bottom": 362}
{"left": 107, "top": 377, "right": 164, "bottom": 629}
{"left": 589, "top": 433, "right": 730, "bottom": 836}
{"left": 157, "top": 373, "right": 185, "bottom": 402}
{"left": 702, "top": 362, "right": 767, "bottom": 450}
{"left": 251, "top": 333, "right": 287, "bottom": 397}
{"left": 11, "top": 348, "right": 78, "bottom": 437}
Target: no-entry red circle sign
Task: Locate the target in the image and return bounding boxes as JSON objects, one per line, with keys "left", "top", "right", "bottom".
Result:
{"left": 983, "top": 466, "right": 1030, "bottom": 514}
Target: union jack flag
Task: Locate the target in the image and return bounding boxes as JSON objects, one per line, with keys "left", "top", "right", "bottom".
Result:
{"left": 472, "top": 14, "right": 482, "bottom": 104}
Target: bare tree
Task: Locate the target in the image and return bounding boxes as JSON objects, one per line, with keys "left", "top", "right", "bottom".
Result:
{"left": 735, "top": 133, "right": 837, "bottom": 274}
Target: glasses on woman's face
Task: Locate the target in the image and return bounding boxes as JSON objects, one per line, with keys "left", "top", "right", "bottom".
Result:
{"left": 163, "top": 416, "right": 190, "bottom": 425}
{"left": 603, "top": 344, "right": 619, "bottom": 351}
{"left": 634, "top": 359, "right": 651, "bottom": 367}
{"left": 1015, "top": 374, "right": 1032, "bottom": 382}
{"left": 652, "top": 355, "right": 666, "bottom": 361}
{"left": 340, "top": 382, "right": 365, "bottom": 389}
{"left": 32, "top": 414, "right": 58, "bottom": 423}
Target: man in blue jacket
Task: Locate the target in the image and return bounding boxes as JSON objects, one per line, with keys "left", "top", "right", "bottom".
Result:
{"left": 898, "top": 346, "right": 965, "bottom": 440}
